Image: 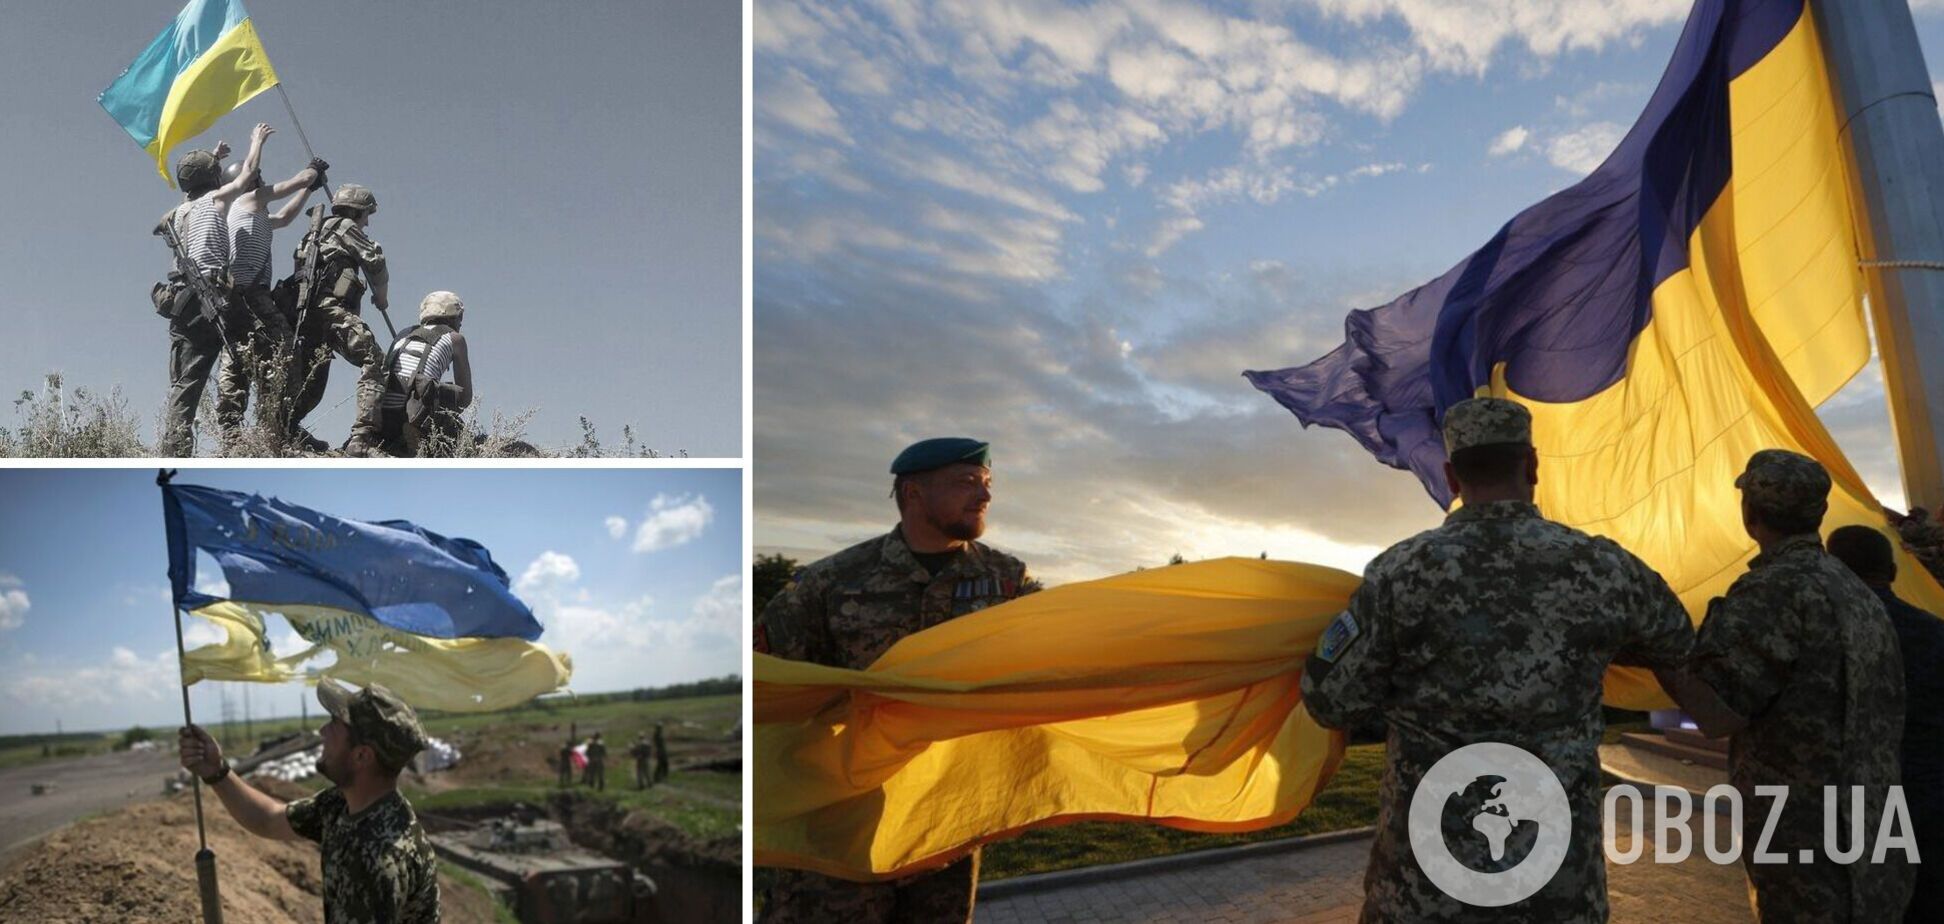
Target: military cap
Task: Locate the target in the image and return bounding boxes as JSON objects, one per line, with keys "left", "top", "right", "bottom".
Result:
{"left": 1442, "top": 397, "right": 1532, "bottom": 455}
{"left": 317, "top": 678, "right": 427, "bottom": 770}
{"left": 1735, "top": 449, "right": 1830, "bottom": 520}
{"left": 890, "top": 437, "right": 990, "bottom": 475}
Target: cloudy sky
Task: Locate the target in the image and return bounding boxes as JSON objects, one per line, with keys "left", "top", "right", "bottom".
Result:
{"left": 755, "top": 0, "right": 1944, "bottom": 585}
{"left": 0, "top": 468, "right": 740, "bottom": 736}
{"left": 0, "top": 0, "right": 740, "bottom": 455}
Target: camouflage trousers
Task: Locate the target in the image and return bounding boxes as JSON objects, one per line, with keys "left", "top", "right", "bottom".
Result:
{"left": 162, "top": 310, "right": 223, "bottom": 456}
{"left": 214, "top": 285, "right": 295, "bottom": 442}
{"left": 290, "top": 302, "right": 383, "bottom": 444}
{"left": 760, "top": 852, "right": 977, "bottom": 924}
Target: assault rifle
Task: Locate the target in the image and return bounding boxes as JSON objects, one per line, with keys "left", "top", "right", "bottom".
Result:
{"left": 154, "top": 213, "right": 245, "bottom": 369}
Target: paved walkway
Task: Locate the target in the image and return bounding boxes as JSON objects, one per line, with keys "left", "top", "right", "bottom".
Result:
{"left": 977, "top": 784, "right": 1754, "bottom": 924}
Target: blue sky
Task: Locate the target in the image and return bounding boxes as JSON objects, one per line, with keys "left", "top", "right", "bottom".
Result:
{"left": 0, "top": 0, "right": 741, "bottom": 456}
{"left": 755, "top": 0, "right": 1944, "bottom": 582}
{"left": 0, "top": 468, "right": 741, "bottom": 736}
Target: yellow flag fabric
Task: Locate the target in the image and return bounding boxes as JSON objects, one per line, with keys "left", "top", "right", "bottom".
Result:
{"left": 181, "top": 601, "right": 573, "bottom": 713}
{"left": 755, "top": 559, "right": 1357, "bottom": 880}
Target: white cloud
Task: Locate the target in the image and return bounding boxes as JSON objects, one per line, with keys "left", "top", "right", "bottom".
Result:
{"left": 181, "top": 619, "right": 226, "bottom": 649}
{"left": 1488, "top": 125, "right": 1529, "bottom": 156}
{"left": 1305, "top": 0, "right": 1689, "bottom": 76}
{"left": 633, "top": 495, "right": 716, "bottom": 553}
{"left": 760, "top": 68, "right": 854, "bottom": 144}
{"left": 4, "top": 646, "right": 180, "bottom": 709}
{"left": 604, "top": 516, "right": 628, "bottom": 540}
{"left": 692, "top": 574, "right": 742, "bottom": 628}
{"left": 0, "top": 585, "right": 26, "bottom": 632}
{"left": 1545, "top": 121, "right": 1625, "bottom": 176}
{"left": 516, "top": 551, "right": 581, "bottom": 595}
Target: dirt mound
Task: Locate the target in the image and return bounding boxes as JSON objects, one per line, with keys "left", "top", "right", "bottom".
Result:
{"left": 0, "top": 787, "right": 499, "bottom": 923}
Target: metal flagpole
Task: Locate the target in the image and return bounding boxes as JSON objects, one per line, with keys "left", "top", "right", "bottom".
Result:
{"left": 161, "top": 469, "right": 224, "bottom": 924}
{"left": 1811, "top": 0, "right": 1944, "bottom": 511}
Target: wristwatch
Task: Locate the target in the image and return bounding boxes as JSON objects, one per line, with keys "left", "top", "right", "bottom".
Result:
{"left": 201, "top": 763, "right": 231, "bottom": 786}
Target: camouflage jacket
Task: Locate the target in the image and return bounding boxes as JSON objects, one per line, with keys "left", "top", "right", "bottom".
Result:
{"left": 757, "top": 525, "right": 1040, "bottom": 670}
{"left": 1303, "top": 500, "right": 1694, "bottom": 923}
{"left": 287, "top": 787, "right": 440, "bottom": 924}
{"left": 1893, "top": 511, "right": 1944, "bottom": 586}
{"left": 294, "top": 212, "right": 388, "bottom": 309}
{"left": 1686, "top": 533, "right": 1910, "bottom": 919}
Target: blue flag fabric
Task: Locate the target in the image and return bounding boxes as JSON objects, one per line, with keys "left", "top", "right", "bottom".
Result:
{"left": 1244, "top": 0, "right": 1804, "bottom": 508}
{"left": 163, "top": 483, "right": 542, "bottom": 640}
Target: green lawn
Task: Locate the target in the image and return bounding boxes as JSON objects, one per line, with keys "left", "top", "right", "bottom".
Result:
{"left": 979, "top": 743, "right": 1386, "bottom": 881}
{"left": 405, "top": 770, "right": 740, "bottom": 842}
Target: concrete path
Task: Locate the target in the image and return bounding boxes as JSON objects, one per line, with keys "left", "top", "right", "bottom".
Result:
{"left": 977, "top": 784, "right": 1755, "bottom": 924}
{"left": 0, "top": 748, "right": 179, "bottom": 860}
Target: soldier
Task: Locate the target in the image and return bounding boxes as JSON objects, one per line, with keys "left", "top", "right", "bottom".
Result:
{"left": 586, "top": 732, "right": 608, "bottom": 792}
{"left": 1888, "top": 506, "right": 1944, "bottom": 586}
{"left": 653, "top": 721, "right": 669, "bottom": 784}
{"left": 558, "top": 736, "right": 576, "bottom": 788}
{"left": 631, "top": 733, "right": 654, "bottom": 789}
{"left": 756, "top": 437, "right": 1039, "bottom": 923}
{"left": 178, "top": 679, "right": 438, "bottom": 923}
{"left": 1828, "top": 524, "right": 1944, "bottom": 923}
{"left": 1658, "top": 451, "right": 1913, "bottom": 922}
{"left": 157, "top": 140, "right": 238, "bottom": 456}
{"left": 1303, "top": 397, "right": 1694, "bottom": 923}
{"left": 285, "top": 183, "right": 390, "bottom": 455}
{"left": 211, "top": 122, "right": 326, "bottom": 448}
{"left": 369, "top": 292, "right": 473, "bottom": 457}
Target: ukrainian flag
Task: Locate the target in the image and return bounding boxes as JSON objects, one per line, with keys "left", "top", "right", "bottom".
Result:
{"left": 99, "top": 0, "right": 280, "bottom": 184}
{"left": 1248, "top": 0, "right": 1944, "bottom": 707}
{"left": 163, "top": 483, "right": 573, "bottom": 712}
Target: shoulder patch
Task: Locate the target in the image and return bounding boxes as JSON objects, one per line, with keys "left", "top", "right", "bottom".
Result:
{"left": 1317, "top": 610, "right": 1361, "bottom": 663}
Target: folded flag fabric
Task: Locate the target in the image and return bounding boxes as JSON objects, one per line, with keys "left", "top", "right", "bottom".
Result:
{"left": 99, "top": 0, "right": 281, "bottom": 183}
{"left": 572, "top": 743, "right": 590, "bottom": 770}
{"left": 164, "top": 482, "right": 542, "bottom": 640}
{"left": 164, "top": 482, "right": 570, "bottom": 711}
{"left": 1246, "top": 0, "right": 1944, "bottom": 711}
{"left": 755, "top": 558, "right": 1357, "bottom": 881}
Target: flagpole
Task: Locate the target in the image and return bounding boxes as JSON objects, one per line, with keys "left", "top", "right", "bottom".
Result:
{"left": 161, "top": 469, "right": 223, "bottom": 924}
{"left": 1810, "top": 0, "right": 1944, "bottom": 512}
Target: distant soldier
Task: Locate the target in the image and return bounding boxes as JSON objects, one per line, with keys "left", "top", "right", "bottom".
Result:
{"left": 756, "top": 437, "right": 1039, "bottom": 924}
{"left": 1889, "top": 506, "right": 1944, "bottom": 585}
{"left": 585, "top": 732, "right": 607, "bottom": 792}
{"left": 370, "top": 291, "right": 473, "bottom": 457}
{"left": 1828, "top": 524, "right": 1942, "bottom": 923}
{"left": 558, "top": 736, "right": 575, "bottom": 788}
{"left": 1303, "top": 398, "right": 1694, "bottom": 923}
{"left": 211, "top": 122, "right": 325, "bottom": 447}
{"left": 652, "top": 722, "right": 669, "bottom": 784}
{"left": 178, "top": 679, "right": 438, "bottom": 923}
{"left": 285, "top": 183, "right": 390, "bottom": 456}
{"left": 156, "top": 140, "right": 237, "bottom": 456}
{"left": 1659, "top": 451, "right": 1913, "bottom": 922}
{"left": 631, "top": 733, "right": 654, "bottom": 789}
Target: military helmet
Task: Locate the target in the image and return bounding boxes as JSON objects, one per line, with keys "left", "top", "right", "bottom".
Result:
{"left": 332, "top": 184, "right": 378, "bottom": 215}
{"left": 420, "top": 290, "right": 464, "bottom": 324}
{"left": 175, "top": 150, "right": 220, "bottom": 191}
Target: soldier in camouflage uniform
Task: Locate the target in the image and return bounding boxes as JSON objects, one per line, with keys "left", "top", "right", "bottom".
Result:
{"left": 1658, "top": 450, "right": 1913, "bottom": 923}
{"left": 632, "top": 733, "right": 655, "bottom": 789}
{"left": 1888, "top": 506, "right": 1944, "bottom": 586}
{"left": 285, "top": 183, "right": 390, "bottom": 455}
{"left": 757, "top": 437, "right": 1040, "bottom": 924}
{"left": 1304, "top": 397, "right": 1695, "bottom": 923}
{"left": 178, "top": 678, "right": 439, "bottom": 923}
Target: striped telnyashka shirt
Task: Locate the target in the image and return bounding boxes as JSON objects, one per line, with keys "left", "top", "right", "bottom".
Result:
{"left": 226, "top": 201, "right": 273, "bottom": 288}
{"left": 172, "top": 198, "right": 229, "bottom": 277}
{"left": 381, "top": 331, "right": 456, "bottom": 409}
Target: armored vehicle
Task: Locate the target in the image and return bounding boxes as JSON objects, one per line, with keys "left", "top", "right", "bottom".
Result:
{"left": 430, "top": 809, "right": 659, "bottom": 924}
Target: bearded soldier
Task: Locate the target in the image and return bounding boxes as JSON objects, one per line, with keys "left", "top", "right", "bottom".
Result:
{"left": 286, "top": 183, "right": 390, "bottom": 455}
{"left": 1303, "top": 397, "right": 1695, "bottom": 923}
{"left": 178, "top": 679, "right": 438, "bottom": 923}
{"left": 756, "top": 437, "right": 1040, "bottom": 923}
{"left": 1659, "top": 450, "right": 1913, "bottom": 922}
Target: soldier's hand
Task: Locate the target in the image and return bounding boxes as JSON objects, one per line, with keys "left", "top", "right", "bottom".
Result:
{"left": 178, "top": 724, "right": 225, "bottom": 779}
{"left": 373, "top": 294, "right": 389, "bottom": 311}
{"left": 309, "top": 168, "right": 328, "bottom": 191}
{"left": 212, "top": 140, "right": 231, "bottom": 160}
{"left": 307, "top": 156, "right": 331, "bottom": 174}
{"left": 252, "top": 122, "right": 274, "bottom": 142}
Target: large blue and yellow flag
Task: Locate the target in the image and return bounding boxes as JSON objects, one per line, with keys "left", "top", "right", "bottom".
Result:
{"left": 99, "top": 0, "right": 280, "bottom": 184}
{"left": 163, "top": 483, "right": 572, "bottom": 712}
{"left": 1247, "top": 0, "right": 1944, "bottom": 706}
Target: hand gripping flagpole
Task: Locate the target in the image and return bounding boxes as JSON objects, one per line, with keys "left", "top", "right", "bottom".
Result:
{"left": 160, "top": 469, "right": 224, "bottom": 924}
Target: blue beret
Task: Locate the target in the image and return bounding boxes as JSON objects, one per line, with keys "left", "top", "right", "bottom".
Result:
{"left": 890, "top": 438, "right": 991, "bottom": 475}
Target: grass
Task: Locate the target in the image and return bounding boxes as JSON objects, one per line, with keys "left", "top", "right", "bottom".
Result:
{"left": 0, "top": 371, "right": 678, "bottom": 458}
{"left": 405, "top": 772, "right": 740, "bottom": 842}
{"left": 979, "top": 743, "right": 1387, "bottom": 881}
{"left": 438, "top": 861, "right": 521, "bottom": 924}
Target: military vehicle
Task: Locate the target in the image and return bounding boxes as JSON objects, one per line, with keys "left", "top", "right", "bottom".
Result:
{"left": 429, "top": 807, "right": 660, "bottom": 924}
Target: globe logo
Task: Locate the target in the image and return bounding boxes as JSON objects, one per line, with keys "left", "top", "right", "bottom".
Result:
{"left": 1407, "top": 742, "right": 1571, "bottom": 906}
